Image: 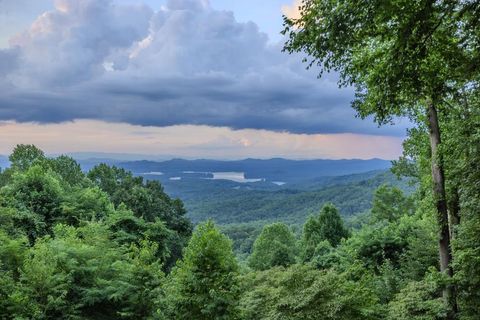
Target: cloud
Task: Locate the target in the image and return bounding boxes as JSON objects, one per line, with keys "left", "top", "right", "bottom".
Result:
{"left": 0, "top": 120, "right": 404, "bottom": 160}
{"left": 281, "top": 0, "right": 302, "bottom": 20}
{"left": 0, "top": 47, "right": 19, "bottom": 76}
{"left": 0, "top": 0, "right": 408, "bottom": 136}
{"left": 7, "top": 0, "right": 152, "bottom": 86}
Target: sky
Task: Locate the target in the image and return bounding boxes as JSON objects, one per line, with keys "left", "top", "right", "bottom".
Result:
{"left": 0, "top": 0, "right": 408, "bottom": 160}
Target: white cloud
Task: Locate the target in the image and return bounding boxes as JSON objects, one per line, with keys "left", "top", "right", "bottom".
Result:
{"left": 7, "top": 0, "right": 152, "bottom": 87}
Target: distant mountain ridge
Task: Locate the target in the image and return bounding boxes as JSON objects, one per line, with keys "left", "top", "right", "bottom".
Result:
{"left": 0, "top": 155, "right": 392, "bottom": 183}
{"left": 117, "top": 158, "right": 392, "bottom": 183}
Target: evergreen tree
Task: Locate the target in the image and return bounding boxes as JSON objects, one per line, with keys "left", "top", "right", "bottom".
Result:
{"left": 317, "top": 203, "right": 349, "bottom": 247}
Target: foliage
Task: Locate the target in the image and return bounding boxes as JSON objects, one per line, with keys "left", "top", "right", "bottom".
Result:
{"left": 283, "top": 0, "right": 477, "bottom": 121}
{"left": 164, "top": 221, "right": 240, "bottom": 320}
{"left": 9, "top": 144, "right": 46, "bottom": 172}
{"left": 248, "top": 223, "right": 297, "bottom": 271}
{"left": 48, "top": 155, "right": 86, "bottom": 187}
{"left": 239, "top": 265, "right": 379, "bottom": 320}
{"left": 284, "top": 1, "right": 480, "bottom": 317}
{"left": 371, "top": 185, "right": 414, "bottom": 223}
{"left": 0, "top": 128, "right": 476, "bottom": 320}
{"left": 1, "top": 165, "right": 63, "bottom": 244}
{"left": 301, "top": 203, "right": 349, "bottom": 262}
{"left": 88, "top": 164, "right": 192, "bottom": 269}
{"left": 0, "top": 145, "right": 192, "bottom": 319}
{"left": 387, "top": 273, "right": 447, "bottom": 320}
{"left": 446, "top": 91, "right": 480, "bottom": 319}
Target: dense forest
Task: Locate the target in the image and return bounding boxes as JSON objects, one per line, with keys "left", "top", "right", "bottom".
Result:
{"left": 0, "top": 144, "right": 437, "bottom": 319}
{"left": 1, "top": 1, "right": 480, "bottom": 319}
{"left": 0, "top": 140, "right": 472, "bottom": 319}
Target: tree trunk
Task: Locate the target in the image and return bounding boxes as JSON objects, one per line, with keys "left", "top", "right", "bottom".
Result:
{"left": 427, "top": 101, "right": 457, "bottom": 319}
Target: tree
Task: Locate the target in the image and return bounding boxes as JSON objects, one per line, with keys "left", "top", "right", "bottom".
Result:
{"left": 371, "top": 185, "right": 414, "bottom": 223}
{"left": 1, "top": 165, "right": 63, "bottom": 243}
{"left": 317, "top": 203, "right": 350, "bottom": 247}
{"left": 301, "top": 215, "right": 326, "bottom": 264}
{"left": 248, "top": 223, "right": 297, "bottom": 271}
{"left": 8, "top": 222, "right": 168, "bottom": 320}
{"left": 389, "top": 65, "right": 480, "bottom": 320}
{"left": 48, "top": 155, "right": 85, "bottom": 187}
{"left": 117, "top": 240, "right": 166, "bottom": 319}
{"left": 165, "top": 221, "right": 240, "bottom": 320}
{"left": 441, "top": 90, "right": 480, "bottom": 318}
{"left": 302, "top": 203, "right": 349, "bottom": 262}
{"left": 88, "top": 163, "right": 192, "bottom": 267}
{"left": 9, "top": 144, "right": 46, "bottom": 172}
{"left": 283, "top": 2, "right": 480, "bottom": 316}
{"left": 0, "top": 146, "right": 191, "bottom": 319}
{"left": 88, "top": 164, "right": 191, "bottom": 234}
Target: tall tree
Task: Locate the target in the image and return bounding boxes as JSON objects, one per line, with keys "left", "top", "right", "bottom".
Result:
{"left": 165, "top": 221, "right": 240, "bottom": 320}
{"left": 402, "top": 88, "right": 480, "bottom": 318}
{"left": 9, "top": 144, "right": 45, "bottom": 172}
{"left": 283, "top": 2, "right": 480, "bottom": 316}
{"left": 316, "top": 203, "right": 349, "bottom": 247}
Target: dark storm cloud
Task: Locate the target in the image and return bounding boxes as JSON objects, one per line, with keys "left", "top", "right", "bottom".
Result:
{"left": 0, "top": 48, "right": 19, "bottom": 76}
{"left": 0, "top": 0, "right": 408, "bottom": 136}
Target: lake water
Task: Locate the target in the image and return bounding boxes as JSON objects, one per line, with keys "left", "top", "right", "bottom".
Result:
{"left": 143, "top": 171, "right": 163, "bottom": 175}
{"left": 211, "top": 172, "right": 264, "bottom": 183}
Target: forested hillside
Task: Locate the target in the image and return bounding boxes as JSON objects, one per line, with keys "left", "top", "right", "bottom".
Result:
{"left": 164, "top": 170, "right": 411, "bottom": 224}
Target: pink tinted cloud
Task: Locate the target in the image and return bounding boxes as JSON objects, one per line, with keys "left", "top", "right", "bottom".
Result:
{"left": 0, "top": 120, "right": 403, "bottom": 159}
